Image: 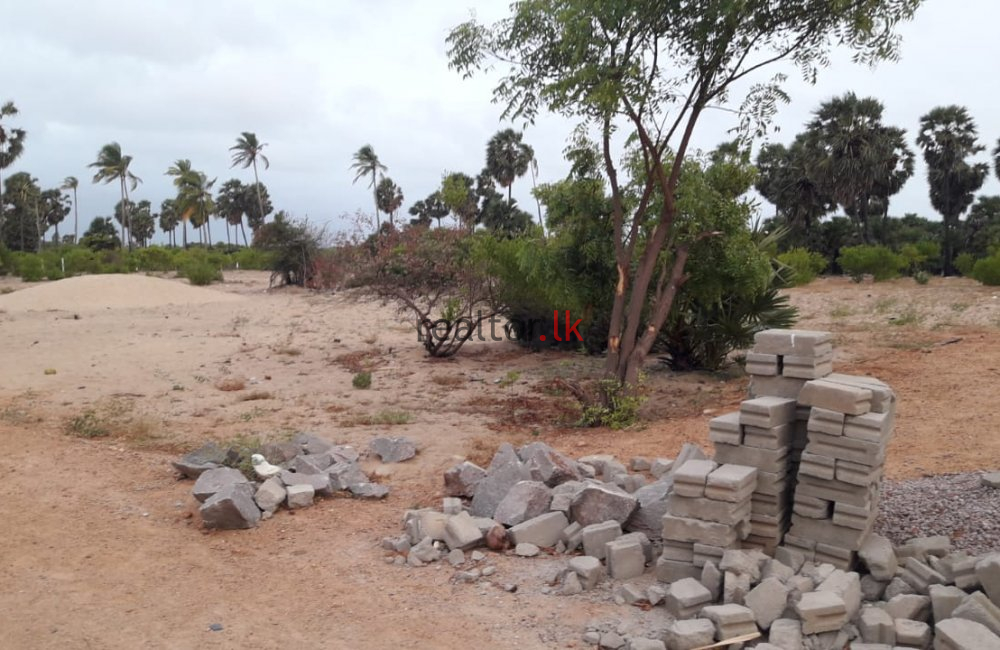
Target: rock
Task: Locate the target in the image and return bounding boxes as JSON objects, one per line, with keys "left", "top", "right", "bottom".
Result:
{"left": 931, "top": 585, "right": 969, "bottom": 623}
{"left": 279, "top": 470, "right": 333, "bottom": 496}
{"left": 328, "top": 462, "right": 369, "bottom": 491}
{"left": 894, "top": 618, "right": 931, "bottom": 648}
{"left": 470, "top": 451, "right": 531, "bottom": 518}
{"left": 935, "top": 618, "right": 1000, "bottom": 650}
{"left": 442, "top": 497, "right": 462, "bottom": 515}
{"left": 403, "top": 509, "right": 449, "bottom": 543}
{"left": 630, "top": 457, "right": 652, "bottom": 472}
{"left": 443, "top": 461, "right": 487, "bottom": 498}
{"left": 494, "top": 481, "right": 553, "bottom": 526}
{"left": 663, "top": 619, "right": 715, "bottom": 650}
{"left": 624, "top": 478, "right": 674, "bottom": 539}
{"left": 508, "top": 512, "right": 568, "bottom": 548}
{"left": 485, "top": 524, "right": 509, "bottom": 552}
{"left": 561, "top": 571, "right": 583, "bottom": 595}
{"left": 293, "top": 433, "right": 334, "bottom": 455}
{"left": 447, "top": 549, "right": 465, "bottom": 567}
{"left": 769, "top": 619, "right": 804, "bottom": 650}
{"left": 617, "top": 583, "right": 646, "bottom": 605}
{"left": 977, "top": 554, "right": 1000, "bottom": 606}
{"left": 860, "top": 533, "right": 898, "bottom": 581}
{"left": 254, "top": 477, "right": 286, "bottom": 513}
{"left": 664, "top": 578, "right": 713, "bottom": 619}
{"left": 514, "top": 542, "right": 539, "bottom": 557}
{"left": 952, "top": 591, "right": 1000, "bottom": 637}
{"left": 647, "top": 585, "right": 666, "bottom": 606}
{"left": 568, "top": 556, "right": 605, "bottom": 590}
{"left": 700, "top": 603, "right": 759, "bottom": 639}
{"left": 348, "top": 482, "right": 389, "bottom": 499}
{"left": 172, "top": 442, "right": 225, "bottom": 478}
{"left": 288, "top": 454, "right": 330, "bottom": 474}
{"left": 369, "top": 436, "right": 417, "bottom": 463}
{"left": 199, "top": 483, "right": 261, "bottom": 529}
{"left": 701, "top": 561, "right": 723, "bottom": 602}
{"left": 519, "top": 442, "right": 581, "bottom": 486}
{"left": 858, "top": 606, "right": 895, "bottom": 645}
{"left": 192, "top": 467, "right": 250, "bottom": 503}
{"left": 983, "top": 472, "right": 1000, "bottom": 489}
{"left": 471, "top": 550, "right": 485, "bottom": 562}
{"left": 886, "top": 594, "right": 931, "bottom": 622}
{"left": 763, "top": 558, "right": 796, "bottom": 584}
{"left": 745, "top": 577, "right": 790, "bottom": 630}
{"left": 649, "top": 458, "right": 674, "bottom": 479}
{"left": 481, "top": 565, "right": 496, "bottom": 577}
{"left": 550, "top": 480, "right": 586, "bottom": 514}
{"left": 599, "top": 632, "right": 626, "bottom": 650}
{"left": 884, "top": 576, "right": 917, "bottom": 600}
{"left": 260, "top": 440, "right": 300, "bottom": 464}
{"left": 627, "top": 639, "right": 664, "bottom": 650}
{"left": 444, "top": 512, "right": 485, "bottom": 551}
{"left": 285, "top": 484, "right": 315, "bottom": 508}
{"left": 817, "top": 569, "right": 862, "bottom": 621}
{"left": 720, "top": 549, "right": 765, "bottom": 581}
{"left": 795, "top": 591, "right": 847, "bottom": 635}
{"left": 453, "top": 570, "right": 480, "bottom": 584}
{"left": 606, "top": 537, "right": 646, "bottom": 581}
{"left": 724, "top": 570, "right": 752, "bottom": 605}
{"left": 410, "top": 536, "right": 440, "bottom": 563}
{"left": 775, "top": 546, "right": 807, "bottom": 573}
{"left": 570, "top": 484, "right": 638, "bottom": 527}
{"left": 861, "top": 575, "right": 889, "bottom": 601}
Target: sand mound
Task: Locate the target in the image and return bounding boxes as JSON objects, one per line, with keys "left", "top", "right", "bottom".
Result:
{"left": 0, "top": 274, "right": 248, "bottom": 312}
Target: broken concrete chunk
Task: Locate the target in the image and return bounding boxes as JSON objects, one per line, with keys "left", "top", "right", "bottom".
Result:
{"left": 508, "top": 512, "right": 568, "bottom": 548}
{"left": 605, "top": 538, "right": 646, "bottom": 581}
{"left": 493, "top": 481, "right": 552, "bottom": 527}
{"left": 745, "top": 577, "right": 790, "bottom": 630}
{"left": 285, "top": 483, "right": 315, "bottom": 508}
{"left": 519, "top": 442, "right": 581, "bottom": 486}
{"left": 663, "top": 619, "right": 715, "bottom": 650}
{"left": 663, "top": 578, "right": 713, "bottom": 619}
{"left": 568, "top": 555, "right": 605, "bottom": 590}
{"left": 443, "top": 512, "right": 485, "bottom": 551}
{"left": 443, "top": 461, "right": 487, "bottom": 498}
{"left": 581, "top": 521, "right": 622, "bottom": 560}
{"left": 348, "top": 482, "right": 389, "bottom": 499}
{"left": 935, "top": 617, "right": 1000, "bottom": 650}
{"left": 794, "top": 591, "right": 847, "bottom": 635}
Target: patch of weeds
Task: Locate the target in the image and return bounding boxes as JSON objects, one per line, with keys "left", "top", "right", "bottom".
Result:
{"left": 193, "top": 375, "right": 209, "bottom": 384}
{"left": 874, "top": 297, "right": 897, "bottom": 314}
{"left": 829, "top": 305, "right": 853, "bottom": 319}
{"left": 66, "top": 409, "right": 110, "bottom": 438}
{"left": 332, "top": 348, "right": 385, "bottom": 373}
{"left": 273, "top": 346, "right": 302, "bottom": 357}
{"left": 43, "top": 368, "right": 57, "bottom": 375}
{"left": 343, "top": 410, "right": 413, "bottom": 426}
{"left": 950, "top": 302, "right": 970, "bottom": 313}
{"left": 890, "top": 308, "right": 923, "bottom": 327}
{"left": 579, "top": 378, "right": 646, "bottom": 430}
{"left": 352, "top": 371, "right": 372, "bottom": 389}
{"left": 219, "top": 433, "right": 266, "bottom": 478}
{"left": 172, "top": 384, "right": 185, "bottom": 391}
{"left": 430, "top": 374, "right": 464, "bottom": 387}
{"left": 239, "top": 390, "right": 273, "bottom": 402}
{"left": 215, "top": 377, "right": 247, "bottom": 392}
{"left": 64, "top": 398, "right": 159, "bottom": 442}
{"left": 239, "top": 406, "right": 266, "bottom": 422}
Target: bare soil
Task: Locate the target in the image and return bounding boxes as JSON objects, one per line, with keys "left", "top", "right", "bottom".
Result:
{"left": 1, "top": 272, "right": 998, "bottom": 649}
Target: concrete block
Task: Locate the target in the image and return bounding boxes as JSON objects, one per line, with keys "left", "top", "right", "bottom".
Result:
{"left": 977, "top": 554, "right": 1000, "bottom": 606}
{"left": 649, "top": 458, "right": 674, "bottom": 478}
{"left": 897, "top": 535, "right": 952, "bottom": 560}
{"left": 663, "top": 619, "right": 716, "bottom": 650}
{"left": 700, "top": 603, "right": 759, "bottom": 639}
{"left": 666, "top": 493, "right": 750, "bottom": 526}
{"left": 663, "top": 577, "right": 713, "bottom": 618}
{"left": 814, "top": 543, "right": 855, "bottom": 571}
{"left": 569, "top": 484, "right": 638, "bottom": 526}
{"left": 705, "top": 464, "right": 758, "bottom": 502}
{"left": 672, "top": 459, "right": 719, "bottom": 498}
{"left": 753, "top": 329, "right": 832, "bottom": 356}
{"left": 581, "top": 521, "right": 622, "bottom": 560}
{"left": 952, "top": 555, "right": 981, "bottom": 590}
{"left": 886, "top": 594, "right": 932, "bottom": 622}
{"left": 795, "top": 473, "right": 874, "bottom": 509}
{"left": 832, "top": 501, "right": 877, "bottom": 531}
{"left": 932, "top": 585, "right": 970, "bottom": 623}
{"left": 749, "top": 374, "right": 808, "bottom": 400}
{"left": 782, "top": 354, "right": 833, "bottom": 380}
{"left": 746, "top": 351, "right": 779, "bottom": 376}
{"left": 886, "top": 576, "right": 918, "bottom": 599}
{"left": 768, "top": 619, "right": 804, "bottom": 650}
{"left": 824, "top": 373, "right": 896, "bottom": 414}
{"left": 661, "top": 539, "right": 695, "bottom": 563}
{"left": 694, "top": 543, "right": 729, "bottom": 569}
{"left": 442, "top": 497, "right": 462, "bottom": 515}
{"left": 724, "top": 570, "right": 751, "bottom": 605}
{"left": 654, "top": 557, "right": 702, "bottom": 583}
{"left": 662, "top": 514, "right": 738, "bottom": 547}
{"left": 708, "top": 412, "right": 743, "bottom": 446}
{"left": 745, "top": 577, "right": 790, "bottom": 630}
{"left": 568, "top": 555, "right": 605, "bottom": 589}
{"left": 901, "top": 557, "right": 949, "bottom": 594}
{"left": 794, "top": 591, "right": 848, "bottom": 635}
{"left": 798, "top": 451, "right": 836, "bottom": 480}
{"left": 952, "top": 591, "right": 1000, "bottom": 637}
{"left": 514, "top": 542, "right": 539, "bottom": 556}
{"left": 798, "top": 378, "right": 872, "bottom": 415}
{"left": 859, "top": 606, "right": 896, "bottom": 645}
{"left": 895, "top": 618, "right": 931, "bottom": 649}
{"left": 285, "top": 483, "right": 315, "bottom": 509}
{"left": 753, "top": 469, "right": 789, "bottom": 496}
{"left": 935, "top": 618, "right": 1000, "bottom": 650}
{"left": 617, "top": 531, "right": 654, "bottom": 565}
{"left": 861, "top": 575, "right": 888, "bottom": 601}
{"left": 817, "top": 569, "right": 861, "bottom": 620}
{"left": 792, "top": 495, "right": 831, "bottom": 519}
{"left": 713, "top": 443, "right": 789, "bottom": 473}
{"left": 836, "top": 460, "right": 881, "bottom": 487}
{"left": 443, "top": 512, "right": 485, "bottom": 551}
{"left": 740, "top": 396, "right": 798, "bottom": 429}
{"left": 844, "top": 411, "right": 893, "bottom": 443}
{"left": 508, "top": 511, "right": 568, "bottom": 548}
{"left": 701, "top": 561, "right": 722, "bottom": 601}
{"left": 493, "top": 480, "right": 552, "bottom": 526}
{"left": 742, "top": 424, "right": 793, "bottom": 450}
{"left": 805, "top": 430, "right": 886, "bottom": 465}
{"left": 775, "top": 547, "right": 806, "bottom": 573}
{"left": 808, "top": 407, "right": 846, "bottom": 436}
{"left": 606, "top": 538, "right": 646, "bottom": 580}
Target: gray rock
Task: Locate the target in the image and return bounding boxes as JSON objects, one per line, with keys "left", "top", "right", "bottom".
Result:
{"left": 288, "top": 454, "right": 330, "bottom": 474}
{"left": 329, "top": 462, "right": 369, "bottom": 491}
{"left": 260, "top": 440, "right": 300, "bottom": 464}
{"left": 447, "top": 549, "right": 465, "bottom": 567}
{"left": 348, "top": 482, "right": 389, "bottom": 499}
{"left": 581, "top": 521, "right": 622, "bottom": 560}
{"left": 931, "top": 584, "right": 969, "bottom": 623}
{"left": 860, "top": 575, "right": 889, "bottom": 601}
{"left": 443, "top": 512, "right": 485, "bottom": 551}
{"left": 199, "top": 482, "right": 261, "bottom": 529}
{"left": 623, "top": 478, "right": 674, "bottom": 539}
{"left": 627, "top": 638, "right": 664, "bottom": 650}
{"left": 617, "top": 583, "right": 646, "bottom": 604}
{"left": 886, "top": 593, "right": 931, "bottom": 622}
{"left": 518, "top": 442, "right": 581, "bottom": 486}
{"left": 630, "top": 457, "right": 652, "bottom": 472}
{"left": 515, "top": 542, "right": 540, "bottom": 557}
{"left": 286, "top": 484, "right": 315, "bottom": 508}
{"left": 369, "top": 436, "right": 417, "bottom": 463}
{"left": 172, "top": 442, "right": 225, "bottom": 478}
{"left": 859, "top": 533, "right": 898, "bottom": 581}
{"left": 279, "top": 470, "right": 333, "bottom": 496}
{"left": 192, "top": 467, "right": 250, "bottom": 503}
{"left": 649, "top": 458, "right": 675, "bottom": 479}
{"left": 493, "top": 481, "right": 552, "bottom": 526}
{"left": 561, "top": 571, "right": 583, "bottom": 595}
{"left": 550, "top": 480, "right": 586, "bottom": 513}
{"left": 469, "top": 452, "right": 530, "bottom": 518}
{"left": 410, "top": 536, "right": 440, "bottom": 563}
{"left": 329, "top": 445, "right": 360, "bottom": 464}
{"left": 508, "top": 511, "right": 568, "bottom": 548}
{"left": 599, "top": 632, "right": 625, "bottom": 649}
{"left": 254, "top": 477, "right": 286, "bottom": 513}
{"left": 952, "top": 591, "right": 1000, "bottom": 637}
{"left": 701, "top": 561, "right": 723, "bottom": 602}
{"left": 745, "top": 578, "right": 790, "bottom": 630}
{"left": 935, "top": 617, "right": 1000, "bottom": 650}
{"left": 884, "top": 576, "right": 917, "bottom": 600}
{"left": 663, "top": 619, "right": 715, "bottom": 650}
{"left": 769, "top": 618, "right": 804, "bottom": 650}
{"left": 568, "top": 555, "right": 605, "bottom": 590}
{"left": 983, "top": 472, "right": 1000, "bottom": 489}
{"left": 569, "top": 484, "right": 638, "bottom": 526}
{"left": 293, "top": 433, "right": 333, "bottom": 455}
{"left": 977, "top": 553, "right": 1000, "bottom": 606}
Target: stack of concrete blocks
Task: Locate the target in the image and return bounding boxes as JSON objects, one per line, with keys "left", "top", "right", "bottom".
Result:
{"left": 656, "top": 460, "right": 758, "bottom": 582}
{"left": 784, "top": 373, "right": 897, "bottom": 570}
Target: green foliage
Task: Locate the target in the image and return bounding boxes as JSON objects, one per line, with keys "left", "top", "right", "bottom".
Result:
{"left": 80, "top": 217, "right": 121, "bottom": 251}
{"left": 352, "top": 371, "right": 372, "bottom": 389}
{"left": 776, "top": 248, "right": 827, "bottom": 286}
{"left": 133, "top": 246, "right": 176, "bottom": 272}
{"left": 913, "top": 270, "right": 930, "bottom": 285}
{"left": 253, "top": 213, "right": 322, "bottom": 286}
{"left": 16, "top": 254, "right": 44, "bottom": 281}
{"left": 66, "top": 409, "right": 110, "bottom": 438}
{"left": 181, "top": 261, "right": 222, "bottom": 286}
{"left": 579, "top": 379, "right": 645, "bottom": 430}
{"left": 899, "top": 240, "right": 940, "bottom": 275}
{"left": 954, "top": 252, "right": 976, "bottom": 277}
{"left": 0, "top": 245, "right": 13, "bottom": 275}
{"left": 972, "top": 254, "right": 1000, "bottom": 286}
{"left": 837, "top": 245, "right": 906, "bottom": 281}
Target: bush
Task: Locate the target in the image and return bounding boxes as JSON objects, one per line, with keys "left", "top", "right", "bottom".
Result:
{"left": 776, "top": 248, "right": 828, "bottom": 286}
{"left": 914, "top": 270, "right": 930, "bottom": 285}
{"left": 181, "top": 262, "right": 222, "bottom": 286}
{"left": 17, "top": 255, "right": 45, "bottom": 281}
{"left": 352, "top": 371, "right": 372, "bottom": 389}
{"left": 955, "top": 252, "right": 976, "bottom": 277}
{"left": 837, "top": 245, "right": 906, "bottom": 282}
{"left": 972, "top": 255, "right": 1000, "bottom": 286}
{"left": 253, "top": 214, "right": 324, "bottom": 287}
{"left": 134, "top": 247, "right": 176, "bottom": 272}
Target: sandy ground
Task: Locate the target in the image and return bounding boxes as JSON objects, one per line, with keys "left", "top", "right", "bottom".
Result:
{"left": 1, "top": 271, "right": 999, "bottom": 649}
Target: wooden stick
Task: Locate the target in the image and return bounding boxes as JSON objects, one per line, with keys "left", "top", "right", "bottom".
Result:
{"left": 691, "top": 631, "right": 761, "bottom": 649}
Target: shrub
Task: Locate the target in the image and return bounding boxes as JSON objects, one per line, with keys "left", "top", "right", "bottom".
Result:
{"left": 0, "top": 245, "right": 12, "bottom": 275}
{"left": 837, "top": 245, "right": 906, "bottom": 282}
{"left": 352, "top": 371, "right": 372, "bottom": 389}
{"left": 579, "top": 379, "right": 646, "bottom": 430}
{"left": 776, "top": 248, "right": 828, "bottom": 286}
{"left": 253, "top": 213, "right": 324, "bottom": 287}
{"left": 17, "top": 255, "right": 45, "bottom": 282}
{"left": 972, "top": 255, "right": 1000, "bottom": 286}
{"left": 954, "top": 252, "right": 976, "bottom": 277}
{"left": 134, "top": 246, "right": 176, "bottom": 272}
{"left": 914, "top": 270, "right": 930, "bottom": 285}
{"left": 63, "top": 247, "right": 102, "bottom": 275}
{"left": 181, "top": 262, "right": 222, "bottom": 286}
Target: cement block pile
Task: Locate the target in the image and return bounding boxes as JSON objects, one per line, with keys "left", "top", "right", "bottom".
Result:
{"left": 173, "top": 433, "right": 406, "bottom": 529}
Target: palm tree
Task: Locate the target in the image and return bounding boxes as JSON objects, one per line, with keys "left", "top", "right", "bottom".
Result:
{"left": 917, "top": 106, "right": 989, "bottom": 274}
{"left": 0, "top": 101, "right": 27, "bottom": 231}
{"left": 229, "top": 132, "right": 269, "bottom": 227}
{"left": 176, "top": 170, "right": 216, "bottom": 246}
{"left": 159, "top": 198, "right": 179, "bottom": 247}
{"left": 350, "top": 145, "right": 387, "bottom": 230}
{"left": 166, "top": 159, "right": 198, "bottom": 247}
{"left": 375, "top": 177, "right": 404, "bottom": 227}
{"left": 89, "top": 142, "right": 141, "bottom": 250}
{"left": 61, "top": 176, "right": 79, "bottom": 244}
{"left": 485, "top": 128, "right": 534, "bottom": 204}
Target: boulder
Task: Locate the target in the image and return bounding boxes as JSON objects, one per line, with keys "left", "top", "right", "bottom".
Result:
{"left": 470, "top": 452, "right": 531, "bottom": 518}
{"left": 859, "top": 533, "right": 898, "bottom": 581}
{"left": 328, "top": 462, "right": 369, "bottom": 491}
{"left": 518, "top": 442, "right": 581, "bottom": 486}
{"left": 279, "top": 470, "right": 333, "bottom": 496}
{"left": 199, "top": 482, "right": 261, "bottom": 529}
{"left": 285, "top": 484, "right": 315, "bottom": 508}
{"left": 293, "top": 433, "right": 333, "bottom": 455}
{"left": 493, "top": 481, "right": 552, "bottom": 526}
{"left": 254, "top": 477, "right": 286, "bottom": 513}
{"left": 260, "top": 440, "right": 300, "bottom": 464}
{"left": 348, "top": 482, "right": 389, "bottom": 499}
{"left": 172, "top": 442, "right": 226, "bottom": 478}
{"left": 192, "top": 467, "right": 250, "bottom": 503}
{"left": 624, "top": 478, "right": 674, "bottom": 539}
{"left": 369, "top": 436, "right": 417, "bottom": 463}
{"left": 569, "top": 484, "right": 638, "bottom": 527}
{"left": 443, "top": 461, "right": 487, "bottom": 498}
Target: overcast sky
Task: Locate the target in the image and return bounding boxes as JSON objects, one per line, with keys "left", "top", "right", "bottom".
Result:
{"left": 2, "top": 0, "right": 999, "bottom": 243}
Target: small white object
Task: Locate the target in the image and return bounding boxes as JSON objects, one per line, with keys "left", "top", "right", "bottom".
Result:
{"left": 251, "top": 453, "right": 282, "bottom": 479}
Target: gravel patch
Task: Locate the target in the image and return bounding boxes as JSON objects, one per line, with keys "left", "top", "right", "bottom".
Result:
{"left": 875, "top": 471, "right": 1000, "bottom": 556}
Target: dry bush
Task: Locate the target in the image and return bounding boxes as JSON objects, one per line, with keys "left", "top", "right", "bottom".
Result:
{"left": 239, "top": 390, "right": 273, "bottom": 402}
{"left": 430, "top": 374, "right": 465, "bottom": 387}
{"left": 331, "top": 348, "right": 385, "bottom": 373}
{"left": 216, "top": 377, "right": 247, "bottom": 392}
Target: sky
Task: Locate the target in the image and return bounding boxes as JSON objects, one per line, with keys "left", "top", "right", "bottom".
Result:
{"left": 2, "top": 0, "right": 1000, "bottom": 244}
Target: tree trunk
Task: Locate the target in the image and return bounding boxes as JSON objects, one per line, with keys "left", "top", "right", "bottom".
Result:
{"left": 372, "top": 170, "right": 380, "bottom": 232}
{"left": 118, "top": 179, "right": 127, "bottom": 249}
{"left": 252, "top": 160, "right": 266, "bottom": 227}
{"left": 73, "top": 187, "right": 78, "bottom": 244}
{"left": 240, "top": 222, "right": 249, "bottom": 247}
{"left": 182, "top": 220, "right": 188, "bottom": 248}
{"left": 206, "top": 221, "right": 213, "bottom": 247}
{"left": 123, "top": 178, "right": 133, "bottom": 252}
{"left": 225, "top": 221, "right": 231, "bottom": 245}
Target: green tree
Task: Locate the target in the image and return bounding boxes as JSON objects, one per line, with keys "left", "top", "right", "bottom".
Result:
{"left": 89, "top": 142, "right": 141, "bottom": 250}
{"left": 1, "top": 172, "right": 41, "bottom": 251}
{"left": 485, "top": 128, "right": 534, "bottom": 204}
{"left": 129, "top": 200, "right": 155, "bottom": 247}
{"left": 242, "top": 182, "right": 272, "bottom": 234}
{"left": 229, "top": 132, "right": 269, "bottom": 228}
{"left": 408, "top": 191, "right": 449, "bottom": 228}
{"left": 80, "top": 216, "right": 121, "bottom": 251}
{"left": 39, "top": 188, "right": 71, "bottom": 244}
{"left": 61, "top": 176, "right": 79, "bottom": 243}
{"left": 0, "top": 101, "right": 27, "bottom": 234}
{"left": 350, "top": 145, "right": 387, "bottom": 230}
{"left": 917, "top": 106, "right": 989, "bottom": 274}
{"left": 159, "top": 198, "right": 180, "bottom": 247}
{"left": 440, "top": 172, "right": 477, "bottom": 231}
{"left": 964, "top": 196, "right": 1000, "bottom": 259}
{"left": 216, "top": 178, "right": 248, "bottom": 245}
{"left": 375, "top": 177, "right": 404, "bottom": 226}
{"left": 447, "top": 0, "right": 922, "bottom": 392}
{"left": 166, "top": 159, "right": 199, "bottom": 247}
{"left": 754, "top": 138, "right": 835, "bottom": 247}
{"left": 800, "top": 93, "right": 914, "bottom": 244}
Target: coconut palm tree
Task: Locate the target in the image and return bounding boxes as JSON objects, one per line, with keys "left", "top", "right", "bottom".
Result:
{"left": 0, "top": 101, "right": 27, "bottom": 231}
{"left": 485, "top": 128, "right": 534, "bottom": 204}
{"left": 89, "top": 142, "right": 141, "bottom": 250}
{"left": 177, "top": 171, "right": 216, "bottom": 246}
{"left": 350, "top": 144, "right": 387, "bottom": 230}
{"left": 166, "top": 159, "right": 199, "bottom": 247}
{"left": 61, "top": 176, "right": 79, "bottom": 243}
{"left": 229, "top": 132, "right": 269, "bottom": 226}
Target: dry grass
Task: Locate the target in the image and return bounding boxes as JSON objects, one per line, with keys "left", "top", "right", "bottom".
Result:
{"left": 64, "top": 397, "right": 166, "bottom": 448}
{"left": 332, "top": 347, "right": 386, "bottom": 373}
{"left": 340, "top": 409, "right": 413, "bottom": 427}
{"left": 216, "top": 377, "right": 247, "bottom": 392}
{"left": 272, "top": 346, "right": 303, "bottom": 357}
{"left": 238, "top": 390, "right": 273, "bottom": 402}
{"left": 430, "top": 374, "right": 465, "bottom": 387}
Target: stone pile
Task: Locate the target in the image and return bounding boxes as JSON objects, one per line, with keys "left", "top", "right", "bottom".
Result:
{"left": 173, "top": 433, "right": 406, "bottom": 529}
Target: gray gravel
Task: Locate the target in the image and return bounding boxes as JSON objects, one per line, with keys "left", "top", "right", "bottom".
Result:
{"left": 875, "top": 471, "right": 1000, "bottom": 556}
